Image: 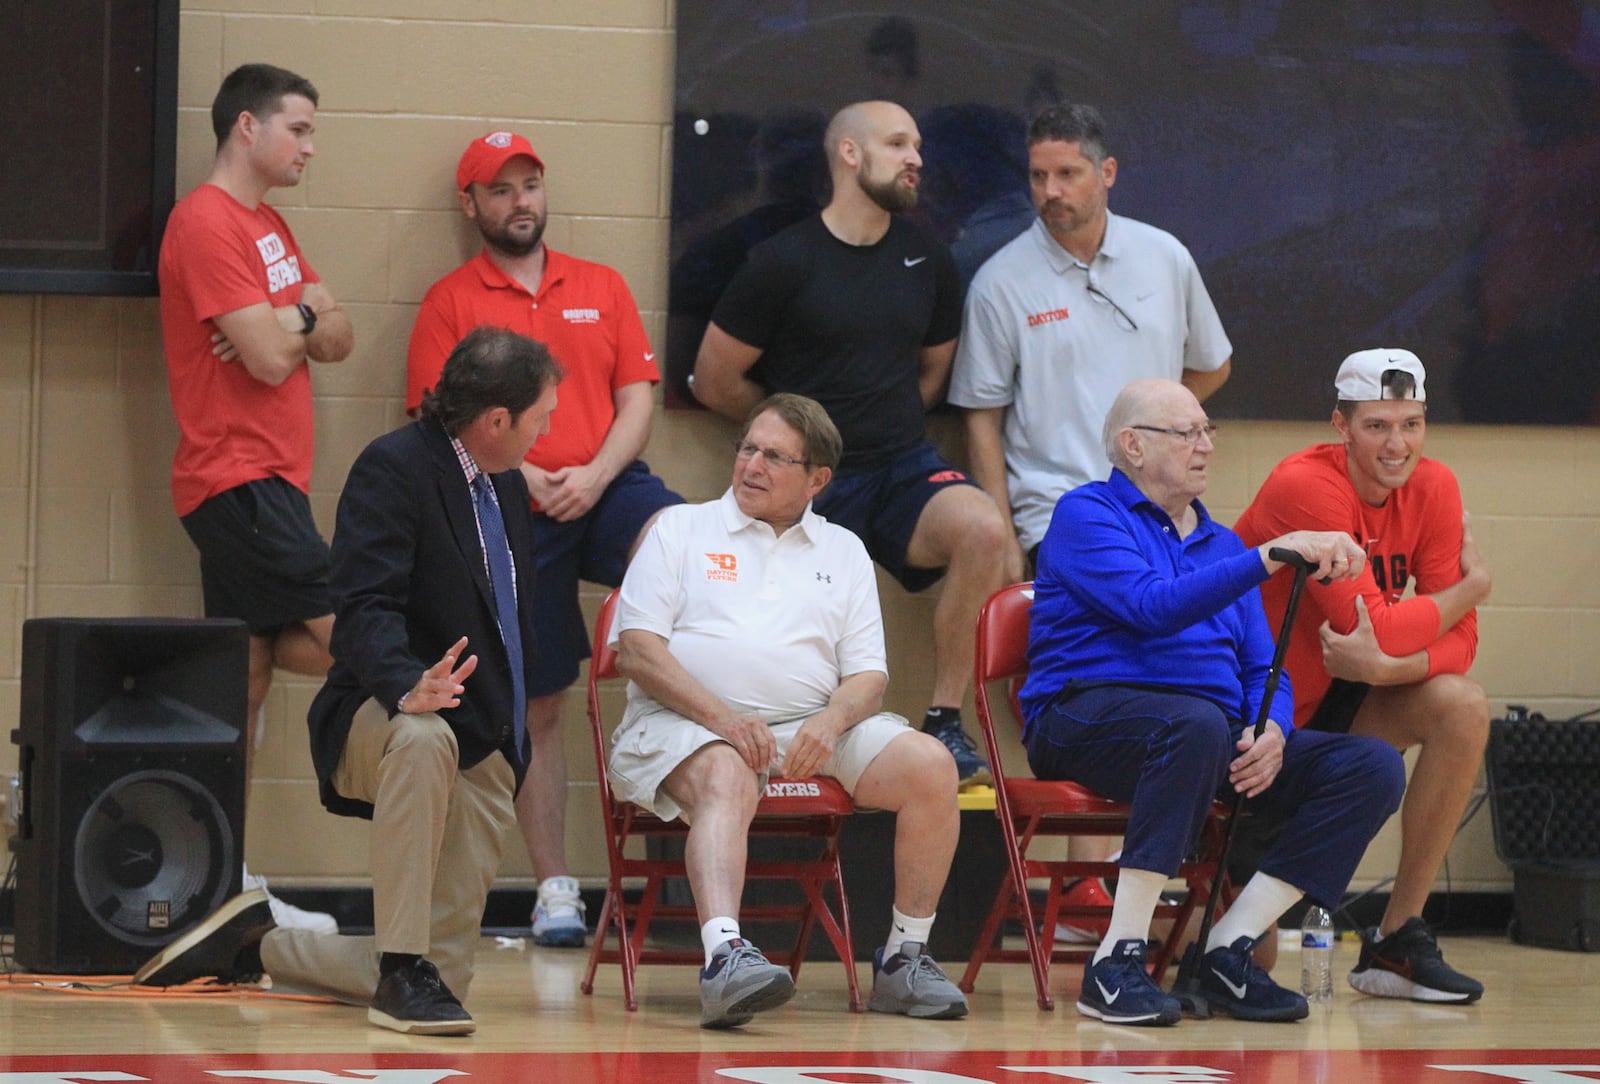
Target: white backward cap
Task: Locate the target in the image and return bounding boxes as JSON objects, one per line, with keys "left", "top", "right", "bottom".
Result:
{"left": 1334, "top": 348, "right": 1426, "bottom": 402}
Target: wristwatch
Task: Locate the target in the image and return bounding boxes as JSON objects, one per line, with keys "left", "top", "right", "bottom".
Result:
{"left": 296, "top": 303, "right": 317, "bottom": 335}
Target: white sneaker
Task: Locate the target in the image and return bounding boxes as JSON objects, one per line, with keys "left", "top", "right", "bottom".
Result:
{"left": 530, "top": 875, "right": 587, "bottom": 947}
{"left": 242, "top": 864, "right": 338, "bottom": 935}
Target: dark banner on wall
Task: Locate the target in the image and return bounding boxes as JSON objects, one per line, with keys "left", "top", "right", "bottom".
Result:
{"left": 667, "top": 1, "right": 1600, "bottom": 424}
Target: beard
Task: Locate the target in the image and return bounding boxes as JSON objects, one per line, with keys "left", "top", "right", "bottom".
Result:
{"left": 469, "top": 190, "right": 547, "bottom": 259}
{"left": 479, "top": 214, "right": 545, "bottom": 258}
{"left": 857, "top": 162, "right": 918, "bottom": 214}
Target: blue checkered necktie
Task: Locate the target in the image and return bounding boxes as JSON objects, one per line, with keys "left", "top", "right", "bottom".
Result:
{"left": 471, "top": 472, "right": 526, "bottom": 759}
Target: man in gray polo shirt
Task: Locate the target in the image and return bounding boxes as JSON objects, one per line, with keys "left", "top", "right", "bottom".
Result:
{"left": 949, "top": 103, "right": 1232, "bottom": 582}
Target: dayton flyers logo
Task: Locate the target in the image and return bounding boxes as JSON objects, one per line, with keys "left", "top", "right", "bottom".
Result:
{"left": 705, "top": 553, "right": 737, "bottom": 582}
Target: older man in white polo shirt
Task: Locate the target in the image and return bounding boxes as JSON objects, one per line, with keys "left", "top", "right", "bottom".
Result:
{"left": 609, "top": 392, "right": 967, "bottom": 1030}
{"left": 950, "top": 102, "right": 1232, "bottom": 581}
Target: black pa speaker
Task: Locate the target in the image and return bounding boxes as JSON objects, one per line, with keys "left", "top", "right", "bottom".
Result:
{"left": 11, "top": 617, "right": 249, "bottom": 973}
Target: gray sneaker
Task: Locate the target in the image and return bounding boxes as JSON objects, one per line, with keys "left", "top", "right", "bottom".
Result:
{"left": 698, "top": 939, "right": 796, "bottom": 1029}
{"left": 868, "top": 941, "right": 970, "bottom": 1019}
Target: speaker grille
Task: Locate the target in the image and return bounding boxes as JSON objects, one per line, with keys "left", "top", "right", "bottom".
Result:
{"left": 72, "top": 769, "right": 236, "bottom": 947}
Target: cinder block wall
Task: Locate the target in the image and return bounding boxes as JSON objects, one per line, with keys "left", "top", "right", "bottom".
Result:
{"left": 2, "top": 0, "right": 1597, "bottom": 894}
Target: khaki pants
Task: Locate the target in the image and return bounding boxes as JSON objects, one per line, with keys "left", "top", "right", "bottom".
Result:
{"left": 260, "top": 702, "right": 515, "bottom": 1006}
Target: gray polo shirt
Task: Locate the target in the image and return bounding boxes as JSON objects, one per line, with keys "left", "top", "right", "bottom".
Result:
{"left": 950, "top": 213, "right": 1231, "bottom": 550}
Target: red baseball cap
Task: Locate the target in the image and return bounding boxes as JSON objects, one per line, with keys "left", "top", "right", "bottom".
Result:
{"left": 456, "top": 131, "right": 545, "bottom": 191}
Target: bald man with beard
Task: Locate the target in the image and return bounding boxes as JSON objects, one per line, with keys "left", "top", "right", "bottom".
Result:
{"left": 693, "top": 101, "right": 1008, "bottom": 788}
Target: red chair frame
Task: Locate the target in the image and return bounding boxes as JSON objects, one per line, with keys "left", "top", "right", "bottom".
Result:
{"left": 958, "top": 581, "right": 1231, "bottom": 1010}
{"left": 579, "top": 589, "right": 864, "bottom": 1012}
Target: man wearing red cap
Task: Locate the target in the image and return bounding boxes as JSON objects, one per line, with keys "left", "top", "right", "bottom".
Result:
{"left": 1234, "top": 348, "right": 1492, "bottom": 1004}
{"left": 407, "top": 132, "right": 683, "bottom": 947}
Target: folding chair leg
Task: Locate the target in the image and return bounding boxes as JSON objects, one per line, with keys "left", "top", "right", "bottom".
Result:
{"left": 1016, "top": 876, "right": 1056, "bottom": 1012}
{"left": 580, "top": 888, "right": 615, "bottom": 996}
{"left": 958, "top": 874, "right": 1013, "bottom": 994}
{"left": 797, "top": 875, "right": 863, "bottom": 1012}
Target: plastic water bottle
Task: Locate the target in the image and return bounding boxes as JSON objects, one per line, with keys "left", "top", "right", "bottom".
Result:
{"left": 1300, "top": 905, "right": 1334, "bottom": 1007}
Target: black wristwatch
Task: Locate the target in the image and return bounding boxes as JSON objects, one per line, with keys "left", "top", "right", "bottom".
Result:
{"left": 296, "top": 303, "right": 317, "bottom": 335}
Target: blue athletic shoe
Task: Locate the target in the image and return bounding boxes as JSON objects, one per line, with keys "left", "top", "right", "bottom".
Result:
{"left": 1076, "top": 939, "right": 1181, "bottom": 1026}
{"left": 1200, "top": 935, "right": 1309, "bottom": 1022}
{"left": 923, "top": 716, "right": 991, "bottom": 787}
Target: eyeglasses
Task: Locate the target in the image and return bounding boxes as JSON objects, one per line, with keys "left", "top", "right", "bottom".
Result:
{"left": 1084, "top": 269, "right": 1138, "bottom": 331}
{"left": 732, "top": 439, "right": 810, "bottom": 469}
{"left": 1130, "top": 424, "right": 1218, "bottom": 445}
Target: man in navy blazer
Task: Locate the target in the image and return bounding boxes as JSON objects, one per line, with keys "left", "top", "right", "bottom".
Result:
{"left": 136, "top": 327, "right": 563, "bottom": 1036}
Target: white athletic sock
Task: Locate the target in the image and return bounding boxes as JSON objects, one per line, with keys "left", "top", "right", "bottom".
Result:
{"left": 1093, "top": 867, "right": 1166, "bottom": 964}
{"left": 1206, "top": 873, "right": 1302, "bottom": 953}
{"left": 701, "top": 916, "right": 741, "bottom": 966}
{"left": 885, "top": 906, "right": 934, "bottom": 958}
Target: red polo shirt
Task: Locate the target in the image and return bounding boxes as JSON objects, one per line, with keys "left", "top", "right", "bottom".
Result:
{"left": 406, "top": 247, "right": 659, "bottom": 474}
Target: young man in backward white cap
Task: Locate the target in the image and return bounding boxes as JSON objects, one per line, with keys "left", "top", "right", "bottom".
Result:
{"left": 1234, "top": 349, "right": 1492, "bottom": 1004}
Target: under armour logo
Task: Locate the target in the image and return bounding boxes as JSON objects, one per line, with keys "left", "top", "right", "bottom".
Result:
{"left": 816, "top": 572, "right": 831, "bottom": 583}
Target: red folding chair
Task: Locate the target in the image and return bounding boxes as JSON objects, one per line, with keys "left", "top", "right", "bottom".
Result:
{"left": 958, "top": 582, "right": 1231, "bottom": 1010}
{"left": 579, "top": 589, "right": 865, "bottom": 1012}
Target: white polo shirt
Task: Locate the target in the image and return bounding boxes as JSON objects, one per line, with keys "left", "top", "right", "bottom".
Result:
{"left": 614, "top": 488, "right": 886, "bottom": 726}
{"left": 949, "top": 212, "right": 1231, "bottom": 550}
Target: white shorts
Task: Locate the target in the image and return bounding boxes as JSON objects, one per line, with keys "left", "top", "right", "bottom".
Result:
{"left": 607, "top": 707, "right": 913, "bottom": 822}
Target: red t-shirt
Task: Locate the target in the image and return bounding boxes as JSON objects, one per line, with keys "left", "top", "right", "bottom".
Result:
{"left": 406, "top": 248, "right": 659, "bottom": 479}
{"left": 1233, "top": 443, "right": 1478, "bottom": 726}
{"left": 159, "top": 184, "right": 319, "bottom": 516}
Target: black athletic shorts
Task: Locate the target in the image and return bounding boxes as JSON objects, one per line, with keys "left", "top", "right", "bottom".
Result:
{"left": 180, "top": 476, "right": 332, "bottom": 635}
{"left": 1303, "top": 678, "right": 1374, "bottom": 734}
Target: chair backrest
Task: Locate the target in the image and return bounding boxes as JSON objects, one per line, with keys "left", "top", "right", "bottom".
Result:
{"left": 587, "top": 590, "right": 624, "bottom": 818}
{"left": 591, "top": 589, "right": 621, "bottom": 683}
{"left": 976, "top": 581, "right": 1034, "bottom": 688}
{"left": 974, "top": 581, "right": 1035, "bottom": 746}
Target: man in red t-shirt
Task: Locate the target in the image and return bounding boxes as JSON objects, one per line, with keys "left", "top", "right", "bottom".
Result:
{"left": 407, "top": 133, "right": 682, "bottom": 946}
{"left": 160, "top": 63, "right": 354, "bottom": 931}
{"left": 1235, "top": 349, "right": 1491, "bottom": 1004}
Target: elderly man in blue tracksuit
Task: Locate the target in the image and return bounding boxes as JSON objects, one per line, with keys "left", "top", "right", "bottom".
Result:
{"left": 1021, "top": 378, "right": 1406, "bottom": 1027}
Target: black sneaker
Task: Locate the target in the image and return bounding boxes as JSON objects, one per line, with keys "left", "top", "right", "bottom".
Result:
{"left": 133, "top": 889, "right": 275, "bottom": 987}
{"left": 1348, "top": 917, "right": 1484, "bottom": 1003}
{"left": 923, "top": 716, "right": 991, "bottom": 786}
{"left": 369, "top": 957, "right": 475, "bottom": 1035}
{"left": 1076, "top": 939, "right": 1181, "bottom": 1026}
{"left": 1199, "top": 935, "right": 1309, "bottom": 1022}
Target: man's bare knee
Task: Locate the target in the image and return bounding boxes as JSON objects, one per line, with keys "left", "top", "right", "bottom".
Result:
{"left": 668, "top": 743, "right": 761, "bottom": 820}
{"left": 1431, "top": 674, "right": 1490, "bottom": 749}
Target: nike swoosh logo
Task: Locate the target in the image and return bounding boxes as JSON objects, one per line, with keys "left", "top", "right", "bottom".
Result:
{"left": 645, "top": 352, "right": 655, "bottom": 361}
{"left": 1211, "top": 968, "right": 1247, "bottom": 999}
{"left": 904, "top": 256, "right": 927, "bottom": 267}
{"left": 894, "top": 925, "right": 907, "bottom": 933}
{"left": 719, "top": 927, "right": 737, "bottom": 934}
{"left": 1136, "top": 291, "right": 1155, "bottom": 301}
{"left": 1095, "top": 978, "right": 1120, "bottom": 1004}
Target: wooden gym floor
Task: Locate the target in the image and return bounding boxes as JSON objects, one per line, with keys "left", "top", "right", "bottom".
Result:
{"left": 2, "top": 930, "right": 1597, "bottom": 1082}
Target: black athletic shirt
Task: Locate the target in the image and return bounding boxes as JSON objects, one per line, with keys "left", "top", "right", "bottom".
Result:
{"left": 711, "top": 215, "right": 961, "bottom": 473}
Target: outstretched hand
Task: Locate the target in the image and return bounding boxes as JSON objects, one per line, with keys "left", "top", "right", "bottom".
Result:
{"left": 1262, "top": 529, "right": 1365, "bottom": 582}
{"left": 400, "top": 636, "right": 478, "bottom": 714}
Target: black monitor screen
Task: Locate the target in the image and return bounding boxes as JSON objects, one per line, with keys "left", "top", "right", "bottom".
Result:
{"left": 0, "top": 0, "right": 178, "bottom": 296}
{"left": 667, "top": 2, "right": 1600, "bottom": 425}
